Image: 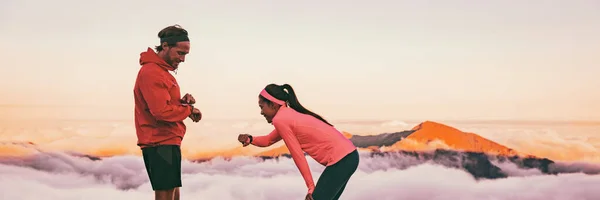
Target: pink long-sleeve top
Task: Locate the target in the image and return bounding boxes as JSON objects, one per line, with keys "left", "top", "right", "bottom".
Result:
{"left": 250, "top": 106, "right": 357, "bottom": 194}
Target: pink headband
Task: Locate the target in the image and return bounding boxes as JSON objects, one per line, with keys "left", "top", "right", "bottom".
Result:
{"left": 260, "top": 89, "right": 287, "bottom": 106}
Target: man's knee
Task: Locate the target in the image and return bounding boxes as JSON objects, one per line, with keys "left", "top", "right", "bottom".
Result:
{"left": 155, "top": 188, "right": 176, "bottom": 193}
{"left": 154, "top": 188, "right": 176, "bottom": 200}
{"left": 174, "top": 187, "right": 180, "bottom": 200}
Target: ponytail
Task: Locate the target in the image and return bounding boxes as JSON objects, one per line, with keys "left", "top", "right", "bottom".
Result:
{"left": 281, "top": 84, "right": 333, "bottom": 127}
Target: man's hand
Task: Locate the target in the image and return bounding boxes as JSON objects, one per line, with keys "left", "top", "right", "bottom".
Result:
{"left": 237, "top": 134, "right": 252, "bottom": 147}
{"left": 305, "top": 193, "right": 314, "bottom": 200}
{"left": 189, "top": 107, "right": 202, "bottom": 122}
{"left": 181, "top": 93, "right": 195, "bottom": 105}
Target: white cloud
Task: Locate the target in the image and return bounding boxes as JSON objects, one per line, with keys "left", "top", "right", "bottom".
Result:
{"left": 1, "top": 151, "right": 600, "bottom": 200}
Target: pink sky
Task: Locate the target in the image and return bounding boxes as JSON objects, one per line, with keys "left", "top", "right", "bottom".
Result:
{"left": 0, "top": 0, "right": 599, "bottom": 121}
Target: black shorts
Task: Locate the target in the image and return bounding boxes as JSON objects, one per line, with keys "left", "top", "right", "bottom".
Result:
{"left": 142, "top": 145, "right": 182, "bottom": 191}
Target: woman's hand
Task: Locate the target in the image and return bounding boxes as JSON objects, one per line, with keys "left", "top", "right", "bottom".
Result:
{"left": 237, "top": 134, "right": 252, "bottom": 147}
{"left": 305, "top": 193, "right": 314, "bottom": 200}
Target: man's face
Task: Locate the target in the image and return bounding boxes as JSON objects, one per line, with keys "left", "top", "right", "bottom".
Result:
{"left": 162, "top": 41, "right": 190, "bottom": 68}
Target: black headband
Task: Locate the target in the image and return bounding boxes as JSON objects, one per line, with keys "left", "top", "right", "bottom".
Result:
{"left": 160, "top": 35, "right": 190, "bottom": 44}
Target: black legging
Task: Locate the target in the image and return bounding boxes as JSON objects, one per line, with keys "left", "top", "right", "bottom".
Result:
{"left": 312, "top": 149, "right": 360, "bottom": 200}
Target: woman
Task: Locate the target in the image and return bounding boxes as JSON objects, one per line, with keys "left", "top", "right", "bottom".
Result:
{"left": 238, "top": 83, "right": 359, "bottom": 200}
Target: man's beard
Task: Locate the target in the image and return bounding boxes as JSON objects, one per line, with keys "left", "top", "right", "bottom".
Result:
{"left": 161, "top": 55, "right": 177, "bottom": 68}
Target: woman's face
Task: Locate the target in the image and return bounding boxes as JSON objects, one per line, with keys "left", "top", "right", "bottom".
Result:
{"left": 259, "top": 97, "right": 280, "bottom": 123}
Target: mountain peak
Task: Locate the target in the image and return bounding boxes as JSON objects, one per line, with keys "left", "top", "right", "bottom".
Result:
{"left": 391, "top": 120, "right": 521, "bottom": 156}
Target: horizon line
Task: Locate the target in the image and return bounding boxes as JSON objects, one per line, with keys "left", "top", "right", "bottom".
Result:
{"left": 0, "top": 104, "right": 598, "bottom": 124}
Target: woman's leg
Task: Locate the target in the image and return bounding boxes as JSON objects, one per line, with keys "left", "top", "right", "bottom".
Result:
{"left": 331, "top": 181, "right": 348, "bottom": 200}
{"left": 312, "top": 150, "right": 359, "bottom": 200}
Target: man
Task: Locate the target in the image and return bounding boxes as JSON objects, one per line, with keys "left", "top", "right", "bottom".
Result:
{"left": 133, "top": 24, "right": 202, "bottom": 200}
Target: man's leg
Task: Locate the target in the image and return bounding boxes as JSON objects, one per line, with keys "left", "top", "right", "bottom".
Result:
{"left": 154, "top": 190, "right": 176, "bottom": 200}
{"left": 174, "top": 187, "right": 180, "bottom": 200}
{"left": 142, "top": 145, "right": 183, "bottom": 200}
{"left": 172, "top": 145, "right": 182, "bottom": 200}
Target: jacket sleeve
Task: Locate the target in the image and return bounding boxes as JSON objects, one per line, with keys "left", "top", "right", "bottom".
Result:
{"left": 272, "top": 119, "right": 315, "bottom": 194}
{"left": 138, "top": 69, "right": 192, "bottom": 122}
{"left": 251, "top": 129, "right": 282, "bottom": 147}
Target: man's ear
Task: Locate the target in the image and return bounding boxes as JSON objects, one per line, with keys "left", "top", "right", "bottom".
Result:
{"left": 161, "top": 42, "right": 169, "bottom": 50}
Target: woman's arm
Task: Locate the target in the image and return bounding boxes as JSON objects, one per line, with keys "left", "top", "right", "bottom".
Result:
{"left": 249, "top": 129, "right": 282, "bottom": 147}
{"left": 272, "top": 119, "right": 316, "bottom": 194}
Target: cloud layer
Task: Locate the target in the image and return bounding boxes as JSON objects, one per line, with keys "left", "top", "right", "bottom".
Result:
{"left": 1, "top": 150, "right": 600, "bottom": 200}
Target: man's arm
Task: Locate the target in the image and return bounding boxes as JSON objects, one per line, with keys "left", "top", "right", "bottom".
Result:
{"left": 250, "top": 129, "right": 282, "bottom": 147}
{"left": 139, "top": 70, "right": 192, "bottom": 122}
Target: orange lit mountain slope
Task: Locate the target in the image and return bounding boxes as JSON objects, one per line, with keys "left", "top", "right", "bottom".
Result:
{"left": 388, "top": 121, "right": 520, "bottom": 156}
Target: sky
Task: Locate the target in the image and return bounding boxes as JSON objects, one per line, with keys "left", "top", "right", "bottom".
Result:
{"left": 0, "top": 0, "right": 599, "bottom": 121}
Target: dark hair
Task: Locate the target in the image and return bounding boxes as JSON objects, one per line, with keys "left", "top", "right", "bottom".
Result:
{"left": 260, "top": 84, "right": 333, "bottom": 127}
{"left": 154, "top": 24, "right": 189, "bottom": 52}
